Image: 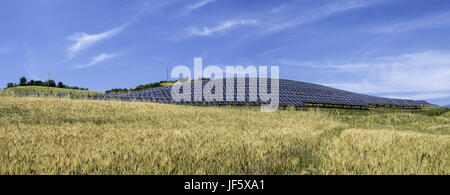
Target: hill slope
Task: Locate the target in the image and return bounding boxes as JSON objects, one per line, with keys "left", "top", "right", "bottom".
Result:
{"left": 1, "top": 86, "right": 103, "bottom": 95}
{"left": 0, "top": 96, "right": 448, "bottom": 174}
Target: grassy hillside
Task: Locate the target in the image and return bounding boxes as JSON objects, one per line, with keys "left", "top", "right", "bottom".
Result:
{"left": 0, "top": 96, "right": 448, "bottom": 175}
{"left": 1, "top": 86, "right": 103, "bottom": 95}
{"left": 105, "top": 78, "right": 209, "bottom": 94}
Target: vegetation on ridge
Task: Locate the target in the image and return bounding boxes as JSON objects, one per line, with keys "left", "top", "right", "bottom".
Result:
{"left": 0, "top": 86, "right": 102, "bottom": 96}
{"left": 105, "top": 77, "right": 210, "bottom": 94}
{"left": 5, "top": 76, "right": 90, "bottom": 91}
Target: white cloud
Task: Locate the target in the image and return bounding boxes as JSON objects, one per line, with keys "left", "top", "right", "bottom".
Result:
{"left": 282, "top": 51, "right": 450, "bottom": 100}
{"left": 187, "top": 0, "right": 216, "bottom": 12}
{"left": 188, "top": 19, "right": 259, "bottom": 36}
{"left": 74, "top": 52, "right": 120, "bottom": 69}
{"left": 67, "top": 23, "right": 130, "bottom": 59}
{"left": 373, "top": 13, "right": 450, "bottom": 34}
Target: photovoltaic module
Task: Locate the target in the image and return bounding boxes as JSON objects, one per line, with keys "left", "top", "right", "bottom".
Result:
{"left": 93, "top": 78, "right": 432, "bottom": 108}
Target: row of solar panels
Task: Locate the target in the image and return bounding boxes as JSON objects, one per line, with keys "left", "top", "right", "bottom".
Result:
{"left": 93, "top": 79, "right": 431, "bottom": 107}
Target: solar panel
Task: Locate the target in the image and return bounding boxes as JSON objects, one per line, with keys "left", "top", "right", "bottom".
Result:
{"left": 94, "top": 78, "right": 429, "bottom": 108}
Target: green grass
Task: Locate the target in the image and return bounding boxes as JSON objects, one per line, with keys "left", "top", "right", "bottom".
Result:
{"left": 0, "top": 96, "right": 448, "bottom": 175}
{"left": 106, "top": 78, "right": 209, "bottom": 94}
{"left": 1, "top": 86, "right": 103, "bottom": 95}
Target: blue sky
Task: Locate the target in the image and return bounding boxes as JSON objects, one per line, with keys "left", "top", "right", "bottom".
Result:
{"left": 1, "top": 0, "right": 450, "bottom": 105}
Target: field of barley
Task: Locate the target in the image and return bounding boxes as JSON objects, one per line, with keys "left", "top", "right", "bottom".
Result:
{"left": 0, "top": 95, "right": 448, "bottom": 175}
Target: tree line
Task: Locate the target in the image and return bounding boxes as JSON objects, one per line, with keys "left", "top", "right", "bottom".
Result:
{"left": 105, "top": 80, "right": 176, "bottom": 94}
{"left": 6, "top": 76, "right": 89, "bottom": 91}
{"left": 105, "top": 77, "right": 209, "bottom": 94}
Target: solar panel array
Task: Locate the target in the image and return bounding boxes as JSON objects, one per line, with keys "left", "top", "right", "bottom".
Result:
{"left": 93, "top": 78, "right": 428, "bottom": 108}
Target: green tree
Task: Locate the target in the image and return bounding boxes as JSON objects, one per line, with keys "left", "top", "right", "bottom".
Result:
{"left": 6, "top": 83, "right": 16, "bottom": 88}
{"left": 34, "top": 80, "right": 44, "bottom": 86}
{"left": 19, "top": 77, "right": 27, "bottom": 86}
{"left": 28, "top": 80, "right": 35, "bottom": 86}
{"left": 48, "top": 80, "right": 56, "bottom": 87}
{"left": 57, "top": 82, "right": 64, "bottom": 88}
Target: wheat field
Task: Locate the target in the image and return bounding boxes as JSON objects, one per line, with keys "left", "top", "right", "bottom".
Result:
{"left": 0, "top": 95, "right": 448, "bottom": 175}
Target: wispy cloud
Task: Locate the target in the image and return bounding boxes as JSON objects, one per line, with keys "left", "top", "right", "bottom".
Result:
{"left": 67, "top": 23, "right": 131, "bottom": 59}
{"left": 0, "top": 47, "right": 11, "bottom": 55}
{"left": 271, "top": 4, "right": 285, "bottom": 13}
{"left": 263, "top": 0, "right": 377, "bottom": 33}
{"left": 279, "top": 59, "right": 368, "bottom": 70}
{"left": 386, "top": 92, "right": 450, "bottom": 100}
{"left": 74, "top": 52, "right": 120, "bottom": 69}
{"left": 282, "top": 51, "right": 450, "bottom": 100}
{"left": 373, "top": 12, "right": 450, "bottom": 34}
{"left": 186, "top": 0, "right": 216, "bottom": 13}
{"left": 184, "top": 0, "right": 377, "bottom": 38}
{"left": 188, "top": 19, "right": 259, "bottom": 36}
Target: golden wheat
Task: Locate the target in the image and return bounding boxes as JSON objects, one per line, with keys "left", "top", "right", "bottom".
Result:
{"left": 0, "top": 96, "right": 448, "bottom": 175}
